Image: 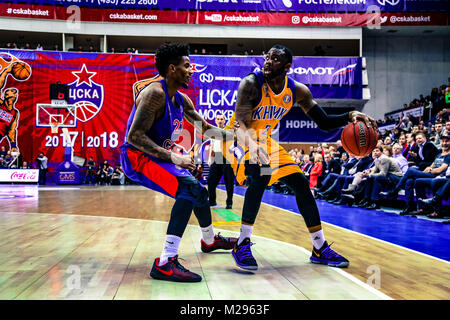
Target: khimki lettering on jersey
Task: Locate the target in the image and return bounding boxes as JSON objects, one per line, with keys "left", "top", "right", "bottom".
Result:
{"left": 253, "top": 105, "right": 289, "bottom": 121}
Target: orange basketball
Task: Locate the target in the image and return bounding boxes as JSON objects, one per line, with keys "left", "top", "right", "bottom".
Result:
{"left": 11, "top": 62, "right": 31, "bottom": 80}
{"left": 341, "top": 121, "right": 379, "bottom": 157}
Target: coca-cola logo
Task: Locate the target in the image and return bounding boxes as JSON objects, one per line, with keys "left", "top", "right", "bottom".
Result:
{"left": 10, "top": 171, "right": 37, "bottom": 180}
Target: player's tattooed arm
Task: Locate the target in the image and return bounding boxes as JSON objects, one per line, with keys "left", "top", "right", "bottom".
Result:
{"left": 127, "top": 85, "right": 173, "bottom": 162}
{"left": 234, "top": 74, "right": 259, "bottom": 145}
{"left": 182, "top": 93, "right": 233, "bottom": 140}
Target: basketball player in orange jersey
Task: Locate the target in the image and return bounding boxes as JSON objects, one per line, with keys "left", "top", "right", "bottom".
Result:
{"left": 0, "top": 61, "right": 20, "bottom": 153}
{"left": 224, "top": 45, "right": 376, "bottom": 270}
{"left": 121, "top": 43, "right": 237, "bottom": 282}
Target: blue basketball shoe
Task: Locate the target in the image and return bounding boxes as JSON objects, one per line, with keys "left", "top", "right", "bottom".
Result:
{"left": 310, "top": 241, "right": 349, "bottom": 268}
{"left": 231, "top": 238, "right": 258, "bottom": 270}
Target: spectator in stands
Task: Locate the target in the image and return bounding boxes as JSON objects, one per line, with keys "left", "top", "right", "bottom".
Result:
{"left": 409, "top": 132, "right": 439, "bottom": 170}
{"left": 36, "top": 43, "right": 43, "bottom": 51}
{"left": 403, "top": 133, "right": 416, "bottom": 161}
{"left": 443, "top": 120, "right": 450, "bottom": 136}
{"left": 384, "top": 136, "right": 393, "bottom": 146}
{"left": 317, "top": 152, "right": 340, "bottom": 188}
{"left": 84, "top": 157, "right": 96, "bottom": 185}
{"left": 382, "top": 134, "right": 450, "bottom": 214}
{"left": 392, "top": 143, "right": 409, "bottom": 174}
{"left": 0, "top": 157, "right": 6, "bottom": 168}
{"left": 36, "top": 152, "right": 48, "bottom": 185}
{"left": 0, "top": 146, "right": 6, "bottom": 158}
{"left": 21, "top": 161, "right": 30, "bottom": 169}
{"left": 104, "top": 161, "right": 114, "bottom": 185}
{"left": 315, "top": 152, "right": 357, "bottom": 201}
{"left": 24, "top": 43, "right": 31, "bottom": 50}
{"left": 321, "top": 154, "right": 372, "bottom": 204}
{"left": 301, "top": 155, "right": 313, "bottom": 179}
{"left": 359, "top": 146, "right": 403, "bottom": 210}
{"left": 309, "top": 154, "right": 323, "bottom": 191}
{"left": 111, "top": 166, "right": 125, "bottom": 185}
{"left": 4, "top": 150, "right": 12, "bottom": 166}
{"left": 53, "top": 44, "right": 60, "bottom": 51}
{"left": 398, "top": 134, "right": 407, "bottom": 150}
{"left": 405, "top": 115, "right": 413, "bottom": 131}
{"left": 433, "top": 122, "right": 444, "bottom": 149}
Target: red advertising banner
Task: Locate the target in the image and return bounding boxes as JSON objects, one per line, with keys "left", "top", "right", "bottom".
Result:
{"left": 0, "top": 50, "right": 162, "bottom": 166}
{"left": 0, "top": 3, "right": 448, "bottom": 26}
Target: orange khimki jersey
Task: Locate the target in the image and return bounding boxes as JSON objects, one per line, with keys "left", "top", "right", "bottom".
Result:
{"left": 224, "top": 70, "right": 302, "bottom": 186}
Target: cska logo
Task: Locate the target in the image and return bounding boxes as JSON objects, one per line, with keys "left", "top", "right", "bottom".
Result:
{"left": 68, "top": 64, "right": 104, "bottom": 123}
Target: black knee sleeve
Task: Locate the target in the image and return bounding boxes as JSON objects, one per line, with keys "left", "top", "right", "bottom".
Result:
{"left": 280, "top": 173, "right": 322, "bottom": 228}
{"left": 242, "top": 163, "right": 271, "bottom": 225}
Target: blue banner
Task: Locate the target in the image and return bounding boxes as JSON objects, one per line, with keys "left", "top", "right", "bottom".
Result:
{"left": 189, "top": 55, "right": 362, "bottom": 123}
{"left": 0, "top": 0, "right": 421, "bottom": 12}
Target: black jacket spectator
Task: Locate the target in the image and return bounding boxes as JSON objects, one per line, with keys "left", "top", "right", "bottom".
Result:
{"left": 411, "top": 140, "right": 439, "bottom": 170}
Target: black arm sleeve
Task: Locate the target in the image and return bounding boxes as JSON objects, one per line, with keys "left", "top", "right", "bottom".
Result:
{"left": 306, "top": 104, "right": 351, "bottom": 132}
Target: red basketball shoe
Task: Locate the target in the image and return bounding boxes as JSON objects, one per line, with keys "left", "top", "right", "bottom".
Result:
{"left": 150, "top": 256, "right": 202, "bottom": 282}
{"left": 201, "top": 233, "right": 238, "bottom": 253}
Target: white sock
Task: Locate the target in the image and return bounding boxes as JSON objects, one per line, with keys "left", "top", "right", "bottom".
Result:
{"left": 238, "top": 224, "right": 253, "bottom": 245}
{"left": 201, "top": 224, "right": 215, "bottom": 245}
{"left": 159, "top": 235, "right": 181, "bottom": 265}
{"left": 310, "top": 229, "right": 325, "bottom": 250}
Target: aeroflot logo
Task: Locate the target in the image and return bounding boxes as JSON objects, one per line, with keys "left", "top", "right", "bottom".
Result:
{"left": 191, "top": 63, "right": 208, "bottom": 73}
{"left": 289, "top": 63, "right": 357, "bottom": 76}
{"left": 332, "top": 64, "right": 358, "bottom": 77}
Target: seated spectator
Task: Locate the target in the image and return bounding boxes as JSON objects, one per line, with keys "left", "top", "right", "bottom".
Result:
{"left": 0, "top": 157, "right": 7, "bottom": 168}
{"left": 403, "top": 133, "right": 416, "bottom": 161}
{"left": 409, "top": 132, "right": 439, "bottom": 170}
{"left": 36, "top": 43, "right": 43, "bottom": 51}
{"left": 21, "top": 161, "right": 30, "bottom": 169}
{"left": 382, "top": 134, "right": 450, "bottom": 214}
{"left": 317, "top": 152, "right": 340, "bottom": 188}
{"left": 300, "top": 155, "right": 313, "bottom": 180}
{"left": 384, "top": 136, "right": 393, "bottom": 146}
{"left": 309, "top": 154, "right": 323, "bottom": 191}
{"left": 357, "top": 145, "right": 403, "bottom": 210}
{"left": 433, "top": 122, "right": 444, "bottom": 149}
{"left": 340, "top": 155, "right": 375, "bottom": 195}
{"left": 0, "top": 146, "right": 6, "bottom": 158}
{"left": 392, "top": 143, "right": 409, "bottom": 174}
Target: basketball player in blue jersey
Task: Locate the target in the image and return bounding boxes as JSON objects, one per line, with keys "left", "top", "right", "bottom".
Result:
{"left": 120, "top": 43, "right": 237, "bottom": 282}
{"left": 225, "top": 45, "right": 377, "bottom": 270}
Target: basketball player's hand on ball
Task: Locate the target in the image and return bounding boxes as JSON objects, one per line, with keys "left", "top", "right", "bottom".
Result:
{"left": 172, "top": 153, "right": 196, "bottom": 170}
{"left": 349, "top": 111, "right": 377, "bottom": 129}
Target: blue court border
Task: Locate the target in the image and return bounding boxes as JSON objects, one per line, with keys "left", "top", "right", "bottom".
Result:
{"left": 221, "top": 185, "right": 450, "bottom": 262}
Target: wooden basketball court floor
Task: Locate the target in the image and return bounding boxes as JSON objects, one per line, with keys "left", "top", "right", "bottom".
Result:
{"left": 0, "top": 184, "right": 449, "bottom": 300}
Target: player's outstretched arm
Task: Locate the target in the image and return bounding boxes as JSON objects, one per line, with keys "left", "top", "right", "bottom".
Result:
{"left": 127, "top": 85, "right": 195, "bottom": 170}
{"left": 182, "top": 93, "right": 233, "bottom": 141}
{"left": 295, "top": 82, "right": 376, "bottom": 131}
